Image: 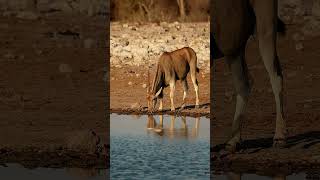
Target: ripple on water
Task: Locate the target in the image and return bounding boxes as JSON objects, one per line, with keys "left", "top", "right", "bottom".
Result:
{"left": 110, "top": 115, "right": 210, "bottom": 180}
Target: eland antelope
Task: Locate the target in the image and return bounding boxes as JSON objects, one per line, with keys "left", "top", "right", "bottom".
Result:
{"left": 147, "top": 47, "right": 200, "bottom": 112}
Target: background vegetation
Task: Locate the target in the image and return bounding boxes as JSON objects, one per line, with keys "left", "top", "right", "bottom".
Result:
{"left": 110, "top": 0, "right": 210, "bottom": 22}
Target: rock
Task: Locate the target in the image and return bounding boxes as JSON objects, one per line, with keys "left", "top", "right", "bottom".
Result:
{"left": 3, "top": 52, "right": 16, "bottom": 59}
{"left": 131, "top": 102, "right": 141, "bottom": 109}
{"left": 110, "top": 22, "right": 210, "bottom": 68}
{"left": 18, "top": 55, "right": 25, "bottom": 60}
{"left": 295, "top": 42, "right": 304, "bottom": 51}
{"left": 16, "top": 11, "right": 39, "bottom": 20}
{"left": 142, "top": 84, "right": 147, "bottom": 88}
{"left": 128, "top": 81, "right": 133, "bottom": 86}
{"left": 59, "top": 63, "right": 72, "bottom": 73}
{"left": 287, "top": 71, "right": 298, "bottom": 78}
{"left": 65, "top": 130, "right": 101, "bottom": 154}
{"left": 292, "top": 32, "right": 304, "bottom": 41}
{"left": 36, "top": 50, "right": 43, "bottom": 55}
{"left": 49, "top": 1, "right": 73, "bottom": 13}
{"left": 84, "top": 38, "right": 94, "bottom": 49}
{"left": 312, "top": 1, "right": 320, "bottom": 17}
{"left": 120, "top": 40, "right": 129, "bottom": 47}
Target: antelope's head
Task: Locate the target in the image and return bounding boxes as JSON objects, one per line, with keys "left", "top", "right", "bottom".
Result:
{"left": 146, "top": 66, "right": 162, "bottom": 112}
{"left": 147, "top": 87, "right": 162, "bottom": 112}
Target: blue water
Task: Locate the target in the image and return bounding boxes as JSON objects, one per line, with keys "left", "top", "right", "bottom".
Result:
{"left": 110, "top": 114, "right": 210, "bottom": 180}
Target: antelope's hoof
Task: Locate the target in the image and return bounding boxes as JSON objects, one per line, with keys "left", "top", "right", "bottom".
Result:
{"left": 273, "top": 139, "right": 286, "bottom": 148}
{"left": 225, "top": 142, "right": 241, "bottom": 154}
{"left": 225, "top": 138, "right": 241, "bottom": 153}
{"left": 225, "top": 143, "right": 236, "bottom": 154}
{"left": 195, "top": 105, "right": 199, "bottom": 109}
{"left": 171, "top": 108, "right": 175, "bottom": 112}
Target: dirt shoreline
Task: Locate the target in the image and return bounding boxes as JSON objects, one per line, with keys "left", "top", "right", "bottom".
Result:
{"left": 0, "top": 146, "right": 109, "bottom": 169}
{"left": 212, "top": 140, "right": 320, "bottom": 175}
{"left": 110, "top": 107, "right": 210, "bottom": 118}
{"left": 0, "top": 15, "right": 109, "bottom": 169}
{"left": 212, "top": 159, "right": 320, "bottom": 176}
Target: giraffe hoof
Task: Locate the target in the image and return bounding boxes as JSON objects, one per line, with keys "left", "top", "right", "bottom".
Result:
{"left": 273, "top": 139, "right": 286, "bottom": 148}
{"left": 171, "top": 108, "right": 175, "bottom": 112}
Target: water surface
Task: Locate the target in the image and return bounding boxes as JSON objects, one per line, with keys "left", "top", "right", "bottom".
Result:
{"left": 110, "top": 114, "right": 210, "bottom": 180}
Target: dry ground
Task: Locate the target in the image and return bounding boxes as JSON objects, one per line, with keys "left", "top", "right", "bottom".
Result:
{"left": 0, "top": 14, "right": 108, "bottom": 168}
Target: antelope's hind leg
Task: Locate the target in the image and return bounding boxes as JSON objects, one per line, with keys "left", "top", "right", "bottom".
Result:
{"left": 225, "top": 51, "right": 251, "bottom": 153}
{"left": 158, "top": 91, "right": 164, "bottom": 111}
{"left": 180, "top": 79, "right": 189, "bottom": 110}
{"left": 169, "top": 80, "right": 176, "bottom": 111}
{"left": 190, "top": 65, "right": 199, "bottom": 109}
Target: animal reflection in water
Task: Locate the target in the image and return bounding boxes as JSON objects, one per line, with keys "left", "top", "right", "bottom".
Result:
{"left": 146, "top": 115, "right": 200, "bottom": 139}
{"left": 226, "top": 172, "right": 286, "bottom": 180}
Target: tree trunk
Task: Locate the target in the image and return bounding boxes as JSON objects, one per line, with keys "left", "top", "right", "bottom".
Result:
{"left": 177, "top": 0, "right": 186, "bottom": 18}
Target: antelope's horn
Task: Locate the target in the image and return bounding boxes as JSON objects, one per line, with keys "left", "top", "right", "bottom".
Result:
{"left": 153, "top": 87, "right": 163, "bottom": 99}
{"left": 147, "top": 66, "right": 151, "bottom": 93}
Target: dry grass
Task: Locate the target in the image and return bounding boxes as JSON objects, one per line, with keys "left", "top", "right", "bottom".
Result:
{"left": 111, "top": 0, "right": 209, "bottom": 22}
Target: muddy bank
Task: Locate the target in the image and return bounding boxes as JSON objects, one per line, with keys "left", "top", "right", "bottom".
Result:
{"left": 0, "top": 13, "right": 108, "bottom": 168}
{"left": 212, "top": 152, "right": 320, "bottom": 176}
{"left": 110, "top": 105, "right": 210, "bottom": 118}
{"left": 212, "top": 130, "right": 320, "bottom": 176}
{"left": 212, "top": 158, "right": 320, "bottom": 177}
{"left": 0, "top": 146, "right": 109, "bottom": 169}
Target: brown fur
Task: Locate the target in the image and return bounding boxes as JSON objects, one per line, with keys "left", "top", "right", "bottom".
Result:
{"left": 148, "top": 47, "right": 200, "bottom": 111}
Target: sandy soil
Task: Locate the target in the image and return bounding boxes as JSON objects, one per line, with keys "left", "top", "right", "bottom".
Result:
{"left": 212, "top": 23, "right": 320, "bottom": 173}
{"left": 110, "top": 22, "right": 210, "bottom": 117}
{"left": 0, "top": 14, "right": 108, "bottom": 168}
